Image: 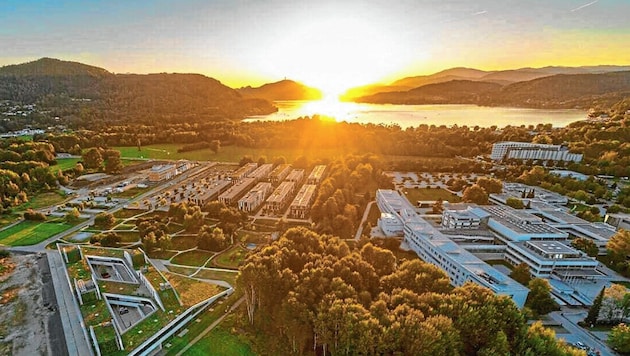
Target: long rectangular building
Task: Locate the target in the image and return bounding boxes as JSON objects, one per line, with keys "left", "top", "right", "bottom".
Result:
{"left": 269, "top": 164, "right": 292, "bottom": 184}
{"left": 264, "top": 181, "right": 295, "bottom": 214}
{"left": 307, "top": 165, "right": 327, "bottom": 184}
{"left": 238, "top": 182, "right": 273, "bottom": 212}
{"left": 218, "top": 177, "right": 257, "bottom": 206}
{"left": 285, "top": 169, "right": 305, "bottom": 183}
{"left": 190, "top": 180, "right": 231, "bottom": 206}
{"left": 491, "top": 141, "right": 582, "bottom": 163}
{"left": 289, "top": 184, "right": 317, "bottom": 219}
{"left": 248, "top": 163, "right": 273, "bottom": 182}
{"left": 231, "top": 163, "right": 258, "bottom": 182}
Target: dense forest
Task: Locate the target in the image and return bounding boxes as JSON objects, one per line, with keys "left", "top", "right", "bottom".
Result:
{"left": 236, "top": 227, "right": 582, "bottom": 355}
{"left": 0, "top": 58, "right": 277, "bottom": 123}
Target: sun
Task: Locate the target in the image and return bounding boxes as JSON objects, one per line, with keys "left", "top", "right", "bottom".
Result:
{"left": 249, "top": 14, "right": 431, "bottom": 98}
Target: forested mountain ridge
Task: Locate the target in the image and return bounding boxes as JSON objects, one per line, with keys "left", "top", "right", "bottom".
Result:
{"left": 344, "top": 65, "right": 630, "bottom": 103}
{"left": 238, "top": 79, "right": 323, "bottom": 101}
{"left": 0, "top": 58, "right": 277, "bottom": 122}
{"left": 355, "top": 80, "right": 502, "bottom": 105}
{"left": 353, "top": 71, "right": 630, "bottom": 109}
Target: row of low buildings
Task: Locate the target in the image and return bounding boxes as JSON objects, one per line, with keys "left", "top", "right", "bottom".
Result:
{"left": 491, "top": 141, "right": 583, "bottom": 163}
{"left": 218, "top": 164, "right": 327, "bottom": 218}
{"left": 148, "top": 161, "right": 196, "bottom": 182}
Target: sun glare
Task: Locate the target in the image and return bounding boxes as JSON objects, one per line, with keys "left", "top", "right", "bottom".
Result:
{"left": 250, "top": 15, "right": 430, "bottom": 97}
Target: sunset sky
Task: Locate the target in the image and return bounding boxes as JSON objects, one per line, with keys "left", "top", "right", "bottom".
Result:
{"left": 1, "top": 0, "right": 629, "bottom": 95}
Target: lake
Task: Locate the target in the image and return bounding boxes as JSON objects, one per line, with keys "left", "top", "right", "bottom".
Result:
{"left": 244, "top": 100, "right": 587, "bottom": 128}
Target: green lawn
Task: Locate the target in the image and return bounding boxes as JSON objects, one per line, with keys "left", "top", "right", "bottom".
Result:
{"left": 183, "top": 322, "right": 254, "bottom": 356}
{"left": 111, "top": 186, "right": 150, "bottom": 199}
{"left": 115, "top": 144, "right": 353, "bottom": 163}
{"left": 52, "top": 157, "right": 80, "bottom": 171}
{"left": 171, "top": 236, "right": 199, "bottom": 251}
{"left": 171, "top": 250, "right": 215, "bottom": 267}
{"left": 14, "top": 191, "right": 67, "bottom": 212}
{"left": 211, "top": 245, "right": 249, "bottom": 269}
{"left": 0, "top": 220, "right": 74, "bottom": 246}
{"left": 402, "top": 187, "right": 461, "bottom": 203}
{"left": 194, "top": 269, "right": 238, "bottom": 286}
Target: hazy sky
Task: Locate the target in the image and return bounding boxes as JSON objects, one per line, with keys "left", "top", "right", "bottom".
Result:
{"left": 1, "top": 0, "right": 629, "bottom": 93}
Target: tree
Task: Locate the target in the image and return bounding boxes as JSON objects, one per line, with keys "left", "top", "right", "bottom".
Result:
{"left": 381, "top": 259, "right": 451, "bottom": 295}
{"left": 462, "top": 184, "right": 489, "bottom": 204}
{"left": 521, "top": 321, "right": 583, "bottom": 356}
{"left": 571, "top": 237, "right": 598, "bottom": 257}
{"left": 510, "top": 263, "right": 531, "bottom": 286}
{"left": 239, "top": 155, "right": 254, "bottom": 166}
{"left": 506, "top": 197, "right": 524, "bottom": 209}
{"left": 65, "top": 207, "right": 81, "bottom": 223}
{"left": 609, "top": 323, "right": 630, "bottom": 354}
{"left": 74, "top": 162, "right": 84, "bottom": 175}
{"left": 209, "top": 139, "right": 220, "bottom": 154}
{"left": 94, "top": 212, "right": 116, "bottom": 229}
{"left": 476, "top": 177, "right": 503, "bottom": 194}
{"left": 525, "top": 278, "right": 558, "bottom": 316}
{"left": 91, "top": 232, "right": 121, "bottom": 247}
{"left": 197, "top": 226, "right": 227, "bottom": 251}
{"left": 431, "top": 199, "right": 444, "bottom": 214}
{"left": 82, "top": 147, "right": 103, "bottom": 170}
{"left": 607, "top": 229, "right": 630, "bottom": 264}
{"left": 584, "top": 286, "right": 605, "bottom": 326}
{"left": 103, "top": 149, "right": 123, "bottom": 174}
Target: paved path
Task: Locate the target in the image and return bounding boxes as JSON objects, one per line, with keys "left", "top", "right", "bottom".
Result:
{"left": 355, "top": 200, "right": 375, "bottom": 240}
{"left": 47, "top": 251, "right": 94, "bottom": 356}
{"left": 175, "top": 296, "right": 245, "bottom": 356}
{"left": 550, "top": 310, "right": 614, "bottom": 356}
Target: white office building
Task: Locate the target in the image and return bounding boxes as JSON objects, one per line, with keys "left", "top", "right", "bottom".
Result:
{"left": 505, "top": 240, "right": 600, "bottom": 280}
{"left": 376, "top": 190, "right": 529, "bottom": 308}
{"left": 491, "top": 141, "right": 582, "bottom": 163}
{"left": 441, "top": 207, "right": 490, "bottom": 230}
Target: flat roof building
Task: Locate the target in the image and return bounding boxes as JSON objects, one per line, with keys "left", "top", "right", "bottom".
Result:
{"left": 238, "top": 182, "right": 273, "bottom": 213}
{"left": 247, "top": 163, "right": 274, "bottom": 182}
{"left": 377, "top": 190, "right": 529, "bottom": 308}
{"left": 219, "top": 177, "right": 257, "bottom": 206}
{"left": 285, "top": 169, "right": 305, "bottom": 183}
{"left": 307, "top": 165, "right": 327, "bottom": 185}
{"left": 482, "top": 205, "right": 569, "bottom": 241}
{"left": 442, "top": 207, "right": 490, "bottom": 230}
{"left": 231, "top": 163, "right": 258, "bottom": 182}
{"left": 269, "top": 164, "right": 292, "bottom": 184}
{"left": 289, "top": 184, "right": 317, "bottom": 219}
{"left": 190, "top": 180, "right": 231, "bottom": 206}
{"left": 505, "top": 240, "right": 600, "bottom": 280}
{"left": 148, "top": 164, "right": 177, "bottom": 182}
{"left": 264, "top": 181, "right": 295, "bottom": 214}
{"left": 491, "top": 141, "right": 582, "bottom": 163}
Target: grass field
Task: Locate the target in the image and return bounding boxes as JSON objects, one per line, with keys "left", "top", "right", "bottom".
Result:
{"left": 115, "top": 144, "right": 354, "bottom": 163}
{"left": 0, "top": 220, "right": 74, "bottom": 246}
{"left": 15, "top": 191, "right": 67, "bottom": 212}
{"left": 194, "top": 269, "right": 238, "bottom": 285}
{"left": 52, "top": 157, "right": 80, "bottom": 171}
{"left": 182, "top": 321, "right": 254, "bottom": 356}
{"left": 211, "top": 245, "right": 249, "bottom": 269}
{"left": 171, "top": 250, "right": 215, "bottom": 267}
{"left": 402, "top": 188, "right": 461, "bottom": 203}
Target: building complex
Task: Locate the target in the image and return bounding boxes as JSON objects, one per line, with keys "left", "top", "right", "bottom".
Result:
{"left": 491, "top": 141, "right": 582, "bottom": 163}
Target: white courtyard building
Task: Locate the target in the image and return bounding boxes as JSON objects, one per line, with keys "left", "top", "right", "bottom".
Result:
{"left": 491, "top": 141, "right": 582, "bottom": 163}
{"left": 376, "top": 190, "right": 529, "bottom": 308}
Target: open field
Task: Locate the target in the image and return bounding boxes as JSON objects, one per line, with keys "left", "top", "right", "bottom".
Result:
{"left": 211, "top": 245, "right": 249, "bottom": 269}
{"left": 402, "top": 187, "right": 461, "bottom": 203}
{"left": 182, "top": 319, "right": 254, "bottom": 356}
{"left": 171, "top": 250, "right": 215, "bottom": 267}
{"left": 52, "top": 157, "right": 81, "bottom": 171}
{"left": 15, "top": 191, "right": 67, "bottom": 212}
{"left": 194, "top": 269, "right": 238, "bottom": 285}
{"left": 0, "top": 220, "right": 74, "bottom": 246}
{"left": 115, "top": 144, "right": 355, "bottom": 163}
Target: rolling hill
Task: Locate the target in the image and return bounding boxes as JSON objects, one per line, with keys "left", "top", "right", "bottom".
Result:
{"left": 344, "top": 65, "right": 630, "bottom": 103}
{"left": 355, "top": 80, "right": 502, "bottom": 105}
{"left": 0, "top": 58, "right": 277, "bottom": 122}
{"left": 238, "top": 79, "right": 322, "bottom": 101}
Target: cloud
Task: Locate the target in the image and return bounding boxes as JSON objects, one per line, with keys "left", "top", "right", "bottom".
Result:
{"left": 473, "top": 10, "right": 488, "bottom": 16}
{"left": 570, "top": 0, "right": 598, "bottom": 12}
